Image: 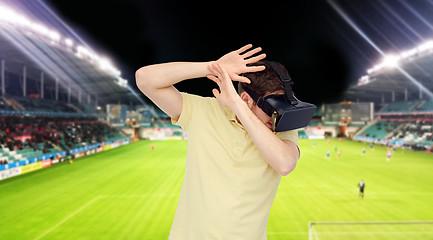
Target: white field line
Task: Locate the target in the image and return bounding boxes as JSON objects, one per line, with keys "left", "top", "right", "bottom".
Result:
{"left": 99, "top": 194, "right": 179, "bottom": 198}
{"left": 34, "top": 193, "right": 178, "bottom": 239}
{"left": 267, "top": 231, "right": 308, "bottom": 235}
{"left": 34, "top": 195, "right": 102, "bottom": 240}
{"left": 277, "top": 191, "right": 433, "bottom": 196}
{"left": 306, "top": 231, "right": 433, "bottom": 235}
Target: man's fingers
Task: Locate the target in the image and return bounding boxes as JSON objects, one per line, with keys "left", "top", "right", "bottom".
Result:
{"left": 213, "top": 63, "right": 230, "bottom": 81}
{"left": 207, "top": 64, "right": 221, "bottom": 80}
{"left": 232, "top": 75, "right": 251, "bottom": 84}
{"left": 208, "top": 63, "right": 221, "bottom": 76}
{"left": 212, "top": 88, "right": 220, "bottom": 98}
{"left": 206, "top": 74, "right": 220, "bottom": 85}
{"left": 245, "top": 53, "right": 266, "bottom": 64}
{"left": 213, "top": 63, "right": 251, "bottom": 84}
{"left": 236, "top": 44, "right": 253, "bottom": 54}
{"left": 241, "top": 47, "right": 263, "bottom": 59}
{"left": 246, "top": 65, "right": 266, "bottom": 72}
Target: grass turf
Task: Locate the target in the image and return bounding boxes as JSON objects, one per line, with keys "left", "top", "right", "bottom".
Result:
{"left": 0, "top": 139, "right": 432, "bottom": 239}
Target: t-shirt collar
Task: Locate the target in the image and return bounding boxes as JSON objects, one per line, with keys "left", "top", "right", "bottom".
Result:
{"left": 224, "top": 107, "right": 237, "bottom": 122}
{"left": 224, "top": 107, "right": 245, "bottom": 130}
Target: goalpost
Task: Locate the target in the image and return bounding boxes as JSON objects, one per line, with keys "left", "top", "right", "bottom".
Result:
{"left": 308, "top": 221, "right": 433, "bottom": 240}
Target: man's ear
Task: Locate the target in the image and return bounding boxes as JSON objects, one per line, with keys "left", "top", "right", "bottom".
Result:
{"left": 240, "top": 91, "right": 254, "bottom": 108}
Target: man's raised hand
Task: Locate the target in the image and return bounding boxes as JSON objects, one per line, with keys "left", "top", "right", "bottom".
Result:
{"left": 207, "top": 63, "right": 243, "bottom": 110}
{"left": 214, "top": 44, "right": 266, "bottom": 83}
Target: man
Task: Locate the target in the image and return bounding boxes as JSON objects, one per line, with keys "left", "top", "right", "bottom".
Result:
{"left": 136, "top": 44, "right": 300, "bottom": 239}
{"left": 358, "top": 179, "right": 365, "bottom": 199}
{"left": 386, "top": 148, "right": 392, "bottom": 161}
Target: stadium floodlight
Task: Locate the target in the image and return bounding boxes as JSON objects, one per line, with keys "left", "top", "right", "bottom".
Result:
{"left": 400, "top": 48, "right": 418, "bottom": 59}
{"left": 48, "top": 31, "right": 60, "bottom": 42}
{"left": 417, "top": 40, "right": 433, "bottom": 53}
{"left": 117, "top": 77, "right": 128, "bottom": 87}
{"left": 31, "top": 23, "right": 49, "bottom": 37}
{"left": 328, "top": 0, "right": 433, "bottom": 99}
{"left": 99, "top": 57, "right": 121, "bottom": 77}
{"left": 382, "top": 54, "right": 400, "bottom": 68}
{"left": 0, "top": 5, "right": 23, "bottom": 24}
{"left": 358, "top": 75, "right": 369, "bottom": 85}
{"left": 367, "top": 40, "right": 433, "bottom": 74}
{"left": 64, "top": 38, "right": 74, "bottom": 47}
{"left": 367, "top": 64, "right": 383, "bottom": 74}
{"left": 0, "top": 3, "right": 123, "bottom": 79}
{"left": 98, "top": 57, "right": 111, "bottom": 70}
{"left": 76, "top": 45, "right": 88, "bottom": 58}
{"left": 0, "top": 5, "right": 60, "bottom": 44}
{"left": 366, "top": 55, "right": 399, "bottom": 73}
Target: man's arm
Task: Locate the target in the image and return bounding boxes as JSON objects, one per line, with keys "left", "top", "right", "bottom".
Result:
{"left": 207, "top": 63, "right": 299, "bottom": 176}
{"left": 234, "top": 102, "right": 299, "bottom": 176}
{"left": 135, "top": 62, "right": 210, "bottom": 120}
{"left": 135, "top": 44, "right": 265, "bottom": 120}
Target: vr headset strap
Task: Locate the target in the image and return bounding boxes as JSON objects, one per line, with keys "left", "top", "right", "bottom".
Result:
{"left": 264, "top": 61, "right": 299, "bottom": 106}
{"left": 241, "top": 85, "right": 274, "bottom": 117}
{"left": 241, "top": 84, "right": 261, "bottom": 105}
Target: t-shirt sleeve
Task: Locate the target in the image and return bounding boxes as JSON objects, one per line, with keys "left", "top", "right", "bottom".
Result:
{"left": 276, "top": 129, "right": 298, "bottom": 145}
{"left": 171, "top": 93, "right": 189, "bottom": 128}
{"left": 276, "top": 130, "right": 300, "bottom": 157}
{"left": 171, "top": 92, "right": 210, "bottom": 132}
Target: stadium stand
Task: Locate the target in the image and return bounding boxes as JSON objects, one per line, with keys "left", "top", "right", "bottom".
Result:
{"left": 413, "top": 99, "right": 433, "bottom": 112}
{"left": 358, "top": 121, "right": 403, "bottom": 139}
{"left": 339, "top": 37, "right": 433, "bottom": 151}
{"left": 0, "top": 97, "right": 13, "bottom": 110}
{"left": 0, "top": 113, "right": 125, "bottom": 165}
{"left": 354, "top": 103, "right": 433, "bottom": 148}
{"left": 353, "top": 97, "right": 433, "bottom": 147}
{"left": 390, "top": 121, "right": 433, "bottom": 145}
{"left": 378, "top": 100, "right": 419, "bottom": 113}
{"left": 0, "top": 2, "right": 135, "bottom": 176}
{"left": 303, "top": 93, "right": 433, "bottom": 150}
{"left": 377, "top": 99, "right": 433, "bottom": 114}
{"left": 13, "top": 96, "right": 77, "bottom": 113}
{"left": 0, "top": 95, "right": 104, "bottom": 116}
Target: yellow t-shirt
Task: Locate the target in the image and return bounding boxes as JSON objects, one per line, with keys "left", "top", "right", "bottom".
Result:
{"left": 169, "top": 93, "right": 298, "bottom": 240}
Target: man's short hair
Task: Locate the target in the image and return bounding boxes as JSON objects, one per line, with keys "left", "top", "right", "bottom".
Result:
{"left": 238, "top": 61, "right": 289, "bottom": 97}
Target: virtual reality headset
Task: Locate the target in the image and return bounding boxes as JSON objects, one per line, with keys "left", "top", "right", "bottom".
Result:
{"left": 241, "top": 61, "right": 316, "bottom": 132}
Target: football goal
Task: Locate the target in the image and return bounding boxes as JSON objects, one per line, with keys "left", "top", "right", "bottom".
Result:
{"left": 308, "top": 221, "right": 433, "bottom": 240}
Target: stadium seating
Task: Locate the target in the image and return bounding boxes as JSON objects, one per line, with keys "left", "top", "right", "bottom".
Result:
{"left": 355, "top": 97, "right": 433, "bottom": 149}
{"left": 379, "top": 100, "right": 419, "bottom": 113}
{"left": 414, "top": 99, "right": 433, "bottom": 112}
{"left": 379, "top": 100, "right": 433, "bottom": 114}
{"left": 0, "top": 96, "right": 102, "bottom": 117}
{"left": 358, "top": 121, "right": 402, "bottom": 139}
{"left": 152, "top": 121, "right": 181, "bottom": 129}
{"left": 0, "top": 115, "right": 126, "bottom": 165}
{"left": 0, "top": 97, "right": 13, "bottom": 110}
{"left": 13, "top": 97, "right": 76, "bottom": 113}
{"left": 391, "top": 121, "right": 433, "bottom": 145}
{"left": 356, "top": 118, "right": 433, "bottom": 147}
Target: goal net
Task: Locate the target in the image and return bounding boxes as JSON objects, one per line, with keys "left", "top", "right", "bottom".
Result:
{"left": 309, "top": 221, "right": 433, "bottom": 240}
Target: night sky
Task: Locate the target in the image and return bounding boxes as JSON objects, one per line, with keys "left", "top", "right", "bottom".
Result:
{"left": 44, "top": 0, "right": 433, "bottom": 105}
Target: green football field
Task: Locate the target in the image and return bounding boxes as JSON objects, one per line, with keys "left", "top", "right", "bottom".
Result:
{"left": 1, "top": 139, "right": 432, "bottom": 239}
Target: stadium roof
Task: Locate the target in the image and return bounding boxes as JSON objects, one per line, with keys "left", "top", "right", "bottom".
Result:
{"left": 345, "top": 41, "right": 433, "bottom": 103}
{"left": 0, "top": 1, "right": 143, "bottom": 105}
